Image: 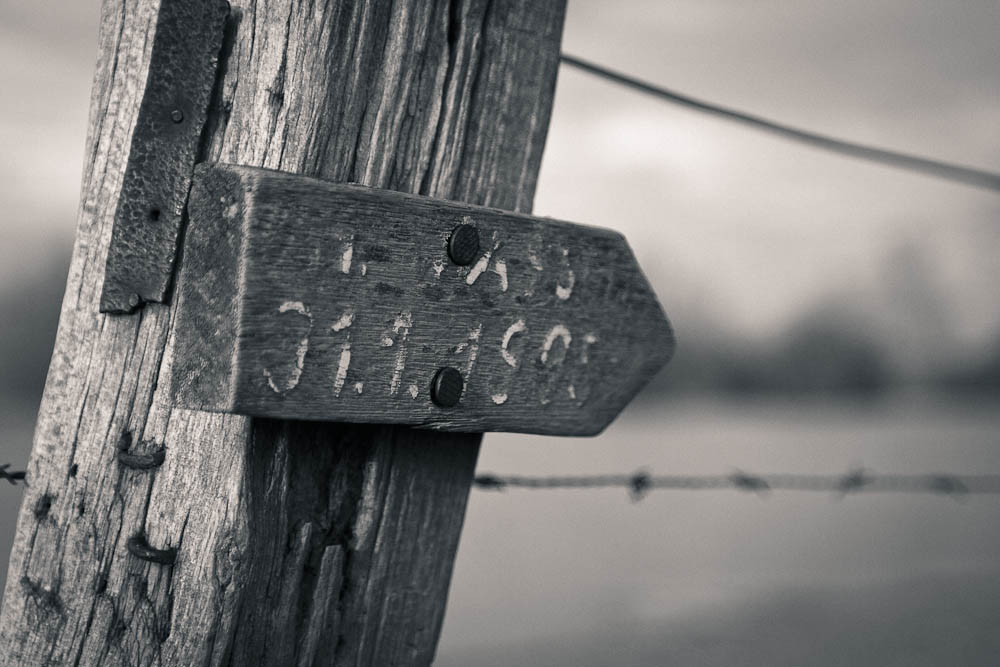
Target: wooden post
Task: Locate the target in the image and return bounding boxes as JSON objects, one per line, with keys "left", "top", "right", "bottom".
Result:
{"left": 0, "top": 0, "right": 566, "bottom": 664}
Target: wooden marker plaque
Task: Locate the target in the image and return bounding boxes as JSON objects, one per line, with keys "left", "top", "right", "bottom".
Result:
{"left": 168, "top": 163, "right": 674, "bottom": 436}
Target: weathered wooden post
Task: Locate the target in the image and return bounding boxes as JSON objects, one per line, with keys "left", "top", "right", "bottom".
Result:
{"left": 0, "top": 0, "right": 672, "bottom": 664}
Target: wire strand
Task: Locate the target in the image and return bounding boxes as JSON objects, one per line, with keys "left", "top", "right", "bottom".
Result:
{"left": 475, "top": 468, "right": 1000, "bottom": 501}
{"left": 0, "top": 464, "right": 26, "bottom": 485}
{"left": 560, "top": 54, "right": 1000, "bottom": 193}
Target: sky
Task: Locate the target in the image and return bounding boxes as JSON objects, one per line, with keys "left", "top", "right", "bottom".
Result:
{"left": 1, "top": 0, "right": 998, "bottom": 347}
{"left": 543, "top": 0, "right": 1000, "bottom": 349}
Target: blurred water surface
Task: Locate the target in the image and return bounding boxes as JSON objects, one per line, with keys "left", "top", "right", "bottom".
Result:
{"left": 436, "top": 396, "right": 1000, "bottom": 665}
{"left": 2, "top": 385, "right": 998, "bottom": 663}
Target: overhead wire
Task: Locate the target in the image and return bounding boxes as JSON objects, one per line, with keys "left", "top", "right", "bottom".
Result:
{"left": 560, "top": 54, "right": 1000, "bottom": 193}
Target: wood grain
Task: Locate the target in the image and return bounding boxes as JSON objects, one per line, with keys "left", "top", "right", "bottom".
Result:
{"left": 0, "top": 0, "right": 566, "bottom": 665}
{"left": 172, "top": 163, "right": 674, "bottom": 435}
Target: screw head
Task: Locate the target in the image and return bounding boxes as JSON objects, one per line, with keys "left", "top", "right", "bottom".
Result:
{"left": 448, "top": 224, "right": 479, "bottom": 266}
{"left": 170, "top": 109, "right": 184, "bottom": 123}
{"left": 430, "top": 367, "right": 464, "bottom": 408}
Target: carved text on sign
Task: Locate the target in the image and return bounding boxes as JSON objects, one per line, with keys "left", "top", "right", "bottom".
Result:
{"left": 168, "top": 164, "right": 674, "bottom": 436}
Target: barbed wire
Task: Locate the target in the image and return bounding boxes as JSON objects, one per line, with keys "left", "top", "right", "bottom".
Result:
{"left": 6, "top": 460, "right": 998, "bottom": 502}
{"left": 560, "top": 53, "right": 1000, "bottom": 193}
{"left": 0, "top": 464, "right": 26, "bottom": 485}
{"left": 474, "top": 468, "right": 1000, "bottom": 501}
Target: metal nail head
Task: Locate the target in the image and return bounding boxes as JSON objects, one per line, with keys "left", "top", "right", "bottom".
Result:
{"left": 431, "top": 367, "right": 464, "bottom": 408}
{"left": 448, "top": 224, "right": 479, "bottom": 266}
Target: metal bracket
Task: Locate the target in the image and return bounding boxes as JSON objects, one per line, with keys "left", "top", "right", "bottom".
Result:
{"left": 99, "top": 0, "right": 229, "bottom": 314}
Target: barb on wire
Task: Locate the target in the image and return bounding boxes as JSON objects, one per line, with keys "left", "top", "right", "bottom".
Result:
{"left": 560, "top": 53, "right": 1000, "bottom": 193}
{"left": 1, "top": 464, "right": 26, "bottom": 485}
{"left": 474, "top": 467, "right": 1000, "bottom": 501}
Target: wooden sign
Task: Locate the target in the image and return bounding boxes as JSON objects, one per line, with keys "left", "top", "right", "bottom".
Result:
{"left": 168, "top": 163, "right": 674, "bottom": 436}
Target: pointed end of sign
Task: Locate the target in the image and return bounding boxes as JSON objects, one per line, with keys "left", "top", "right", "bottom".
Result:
{"left": 644, "top": 288, "right": 677, "bottom": 392}
{"left": 583, "top": 239, "right": 677, "bottom": 435}
{"left": 654, "top": 300, "right": 677, "bottom": 368}
{"left": 626, "top": 234, "right": 677, "bottom": 368}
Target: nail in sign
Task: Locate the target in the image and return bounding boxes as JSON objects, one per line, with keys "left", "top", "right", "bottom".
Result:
{"left": 168, "top": 163, "right": 674, "bottom": 436}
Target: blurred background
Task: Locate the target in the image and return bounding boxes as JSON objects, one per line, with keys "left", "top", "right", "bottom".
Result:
{"left": 2, "top": 0, "right": 999, "bottom": 664}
